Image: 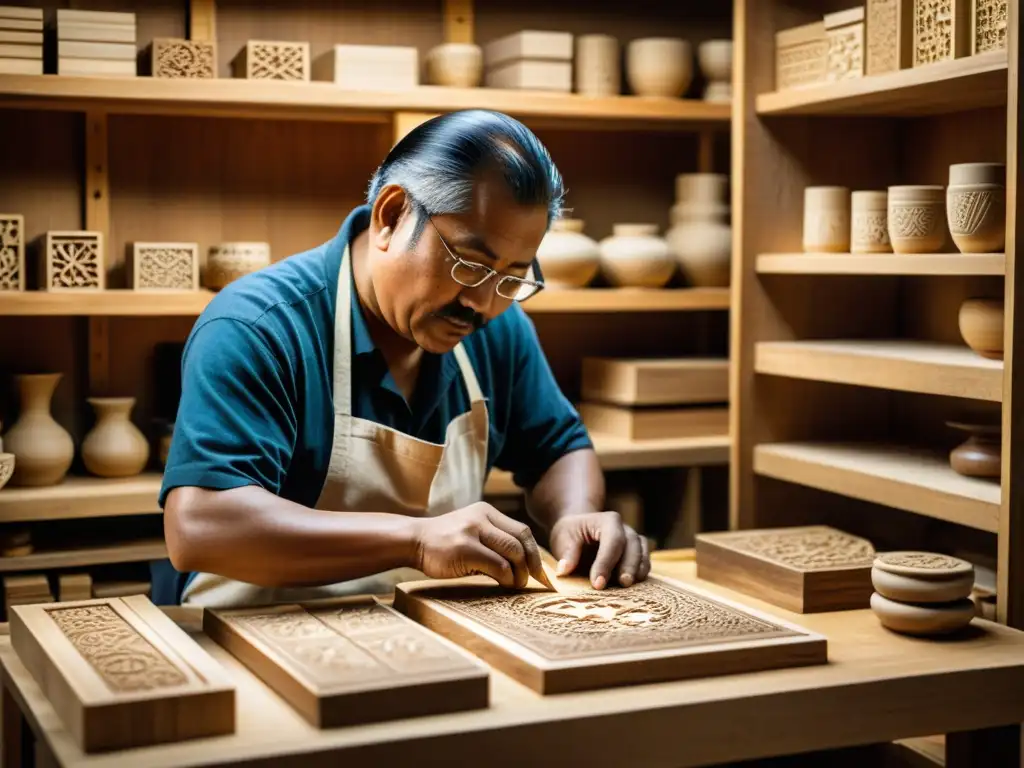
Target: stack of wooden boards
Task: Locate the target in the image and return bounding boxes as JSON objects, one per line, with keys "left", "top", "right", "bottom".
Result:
{"left": 0, "top": 5, "right": 42, "bottom": 75}
{"left": 4, "top": 574, "right": 52, "bottom": 617}
{"left": 55, "top": 8, "right": 137, "bottom": 77}
{"left": 484, "top": 30, "right": 573, "bottom": 92}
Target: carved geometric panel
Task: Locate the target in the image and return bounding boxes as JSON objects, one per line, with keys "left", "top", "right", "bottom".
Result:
{"left": 973, "top": 0, "right": 1008, "bottom": 53}
{"left": 866, "top": 0, "right": 913, "bottom": 74}
{"left": 130, "top": 242, "right": 200, "bottom": 290}
{"left": 43, "top": 230, "right": 105, "bottom": 291}
{"left": 152, "top": 38, "right": 216, "bottom": 78}
{"left": 231, "top": 40, "right": 310, "bottom": 81}
{"left": 913, "top": 0, "right": 970, "bottom": 66}
{"left": 0, "top": 213, "right": 24, "bottom": 290}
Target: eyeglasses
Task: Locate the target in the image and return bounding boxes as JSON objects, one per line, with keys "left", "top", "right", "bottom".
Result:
{"left": 427, "top": 217, "right": 545, "bottom": 303}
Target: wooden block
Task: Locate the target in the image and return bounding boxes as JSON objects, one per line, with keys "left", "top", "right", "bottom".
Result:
{"left": 0, "top": 17, "right": 42, "bottom": 31}
{"left": 57, "top": 22, "right": 136, "bottom": 44}
{"left": 394, "top": 574, "right": 827, "bottom": 695}
{"left": 972, "top": 0, "right": 1008, "bottom": 53}
{"left": 9, "top": 596, "right": 235, "bottom": 753}
{"left": 312, "top": 44, "right": 418, "bottom": 90}
{"left": 0, "top": 213, "right": 24, "bottom": 291}
{"left": 485, "top": 60, "right": 571, "bottom": 91}
{"left": 0, "top": 55, "right": 38, "bottom": 73}
{"left": 825, "top": 6, "right": 865, "bottom": 81}
{"left": 231, "top": 40, "right": 310, "bottom": 81}
{"left": 912, "top": 0, "right": 970, "bottom": 65}
{"left": 866, "top": 0, "right": 914, "bottom": 74}
{"left": 56, "top": 9, "right": 135, "bottom": 27}
{"left": 0, "top": 42, "right": 41, "bottom": 58}
{"left": 204, "top": 596, "right": 489, "bottom": 728}
{"left": 0, "top": 6, "right": 43, "bottom": 21}
{"left": 149, "top": 38, "right": 216, "bottom": 78}
{"left": 775, "top": 21, "right": 828, "bottom": 91}
{"left": 695, "top": 525, "right": 877, "bottom": 613}
{"left": 0, "top": 30, "right": 40, "bottom": 44}
{"left": 581, "top": 357, "right": 729, "bottom": 406}
{"left": 129, "top": 242, "right": 200, "bottom": 290}
{"left": 58, "top": 574, "right": 93, "bottom": 602}
{"left": 57, "top": 58, "right": 136, "bottom": 76}
{"left": 58, "top": 40, "right": 135, "bottom": 60}
{"left": 579, "top": 403, "right": 728, "bottom": 441}
{"left": 92, "top": 580, "right": 150, "bottom": 599}
{"left": 42, "top": 231, "right": 105, "bottom": 291}
{"left": 483, "top": 30, "right": 573, "bottom": 67}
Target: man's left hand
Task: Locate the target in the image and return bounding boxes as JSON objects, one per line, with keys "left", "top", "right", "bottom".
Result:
{"left": 548, "top": 511, "right": 650, "bottom": 590}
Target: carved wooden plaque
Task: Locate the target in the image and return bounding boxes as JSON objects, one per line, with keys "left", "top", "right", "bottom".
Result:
{"left": 151, "top": 37, "right": 216, "bottom": 78}
{"left": 9, "top": 595, "right": 235, "bottom": 753}
{"left": 973, "top": 0, "right": 1008, "bottom": 53}
{"left": 42, "top": 230, "right": 105, "bottom": 291}
{"left": 394, "top": 574, "right": 827, "bottom": 694}
{"left": 696, "top": 525, "right": 877, "bottom": 613}
{"left": 0, "top": 213, "right": 25, "bottom": 291}
{"left": 130, "top": 242, "right": 200, "bottom": 290}
{"left": 231, "top": 40, "right": 310, "bottom": 81}
{"left": 204, "top": 596, "right": 489, "bottom": 727}
{"left": 912, "top": 0, "right": 970, "bottom": 66}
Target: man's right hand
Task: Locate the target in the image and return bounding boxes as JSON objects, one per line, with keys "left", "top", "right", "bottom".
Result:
{"left": 412, "top": 502, "right": 548, "bottom": 588}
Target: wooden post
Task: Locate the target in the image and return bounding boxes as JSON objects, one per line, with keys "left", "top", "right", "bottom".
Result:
{"left": 443, "top": 0, "right": 474, "bottom": 44}
{"left": 393, "top": 111, "right": 440, "bottom": 146}
{"left": 189, "top": 0, "right": 217, "bottom": 43}
{"left": 85, "top": 110, "right": 111, "bottom": 397}
{"left": 698, "top": 130, "right": 715, "bottom": 173}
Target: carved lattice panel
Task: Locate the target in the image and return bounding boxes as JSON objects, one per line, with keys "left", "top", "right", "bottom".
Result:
{"left": 152, "top": 38, "right": 216, "bottom": 78}
{"left": 0, "top": 213, "right": 24, "bottom": 291}
{"left": 913, "top": 0, "right": 969, "bottom": 65}
{"left": 44, "top": 231, "right": 104, "bottom": 291}
{"left": 233, "top": 40, "right": 310, "bottom": 81}
{"left": 131, "top": 242, "right": 199, "bottom": 290}
{"left": 973, "top": 0, "right": 1008, "bottom": 53}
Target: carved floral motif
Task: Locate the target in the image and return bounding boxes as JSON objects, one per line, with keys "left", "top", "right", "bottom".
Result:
{"left": 826, "top": 25, "right": 864, "bottom": 81}
{"left": 154, "top": 39, "right": 215, "bottom": 78}
{"left": 47, "top": 233, "right": 103, "bottom": 289}
{"left": 711, "top": 528, "right": 876, "bottom": 571}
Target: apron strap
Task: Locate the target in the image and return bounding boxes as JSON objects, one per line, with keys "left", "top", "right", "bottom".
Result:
{"left": 334, "top": 244, "right": 354, "bottom": 417}
{"left": 453, "top": 343, "right": 485, "bottom": 403}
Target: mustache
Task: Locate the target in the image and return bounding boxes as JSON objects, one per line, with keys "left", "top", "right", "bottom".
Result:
{"left": 432, "top": 300, "right": 487, "bottom": 330}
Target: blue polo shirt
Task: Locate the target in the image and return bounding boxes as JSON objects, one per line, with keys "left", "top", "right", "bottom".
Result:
{"left": 151, "top": 204, "right": 592, "bottom": 604}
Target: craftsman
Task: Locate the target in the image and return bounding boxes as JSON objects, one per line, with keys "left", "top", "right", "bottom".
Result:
{"left": 153, "top": 109, "right": 650, "bottom": 608}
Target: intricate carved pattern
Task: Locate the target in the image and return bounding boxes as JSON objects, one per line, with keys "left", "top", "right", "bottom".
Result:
{"left": 711, "top": 529, "right": 876, "bottom": 571}
{"left": 0, "top": 215, "right": 22, "bottom": 290}
{"left": 47, "top": 233, "right": 102, "bottom": 289}
{"left": 877, "top": 552, "right": 965, "bottom": 570}
{"left": 776, "top": 40, "right": 828, "bottom": 89}
{"left": 974, "top": 0, "right": 1008, "bottom": 53}
{"left": 853, "top": 211, "right": 891, "bottom": 247}
{"left": 0, "top": 459, "right": 13, "bottom": 488}
{"left": 867, "top": 0, "right": 901, "bottom": 74}
{"left": 135, "top": 245, "right": 197, "bottom": 289}
{"left": 914, "top": 0, "right": 956, "bottom": 65}
{"left": 827, "top": 25, "right": 864, "bottom": 80}
{"left": 154, "top": 39, "right": 215, "bottom": 78}
{"left": 435, "top": 579, "right": 799, "bottom": 661}
{"left": 948, "top": 190, "right": 1001, "bottom": 235}
{"left": 249, "top": 42, "right": 307, "bottom": 80}
{"left": 889, "top": 204, "right": 941, "bottom": 237}
{"left": 46, "top": 605, "right": 189, "bottom": 692}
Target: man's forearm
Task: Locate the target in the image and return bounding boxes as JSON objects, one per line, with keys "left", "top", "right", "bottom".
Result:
{"left": 525, "top": 448, "right": 604, "bottom": 531}
{"left": 164, "top": 485, "right": 418, "bottom": 588}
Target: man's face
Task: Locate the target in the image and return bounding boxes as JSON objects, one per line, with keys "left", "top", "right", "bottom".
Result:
{"left": 371, "top": 178, "right": 549, "bottom": 354}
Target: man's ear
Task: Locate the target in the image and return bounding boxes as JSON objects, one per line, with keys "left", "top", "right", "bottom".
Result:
{"left": 370, "top": 184, "right": 407, "bottom": 250}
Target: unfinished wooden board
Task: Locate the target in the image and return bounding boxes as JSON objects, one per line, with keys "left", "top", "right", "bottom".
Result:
{"left": 695, "top": 526, "right": 877, "bottom": 613}
{"left": 204, "top": 596, "right": 488, "bottom": 728}
{"left": 756, "top": 252, "right": 1005, "bottom": 275}
{"left": 581, "top": 357, "right": 729, "bottom": 406}
{"left": 579, "top": 403, "right": 729, "bottom": 441}
{"left": 9, "top": 595, "right": 234, "bottom": 752}
{"left": 393, "top": 574, "right": 827, "bottom": 694}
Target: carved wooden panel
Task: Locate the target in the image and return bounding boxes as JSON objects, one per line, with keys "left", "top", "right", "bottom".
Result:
{"left": 825, "top": 9, "right": 865, "bottom": 81}
{"left": 913, "top": 0, "right": 970, "bottom": 65}
{"left": 0, "top": 213, "right": 24, "bottom": 290}
{"left": 695, "top": 525, "right": 877, "bottom": 613}
{"left": 9, "top": 596, "right": 234, "bottom": 752}
{"left": 395, "top": 574, "right": 827, "bottom": 694}
{"left": 231, "top": 40, "right": 310, "bottom": 81}
{"left": 152, "top": 38, "right": 216, "bottom": 78}
{"left": 775, "top": 22, "right": 828, "bottom": 90}
{"left": 43, "top": 231, "right": 105, "bottom": 291}
{"left": 973, "top": 0, "right": 1008, "bottom": 53}
{"left": 204, "top": 596, "right": 488, "bottom": 727}
{"left": 867, "top": 0, "right": 914, "bottom": 74}
{"left": 130, "top": 242, "right": 200, "bottom": 290}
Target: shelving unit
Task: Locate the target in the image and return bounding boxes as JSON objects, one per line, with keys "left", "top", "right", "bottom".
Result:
{"left": 756, "top": 252, "right": 1006, "bottom": 276}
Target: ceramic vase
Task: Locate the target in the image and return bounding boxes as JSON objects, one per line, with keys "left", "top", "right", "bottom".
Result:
{"left": 887, "top": 186, "right": 946, "bottom": 253}
{"left": 698, "top": 40, "right": 732, "bottom": 102}
{"left": 667, "top": 173, "right": 732, "bottom": 287}
{"left": 958, "top": 297, "right": 1004, "bottom": 360}
{"left": 626, "top": 38, "right": 693, "bottom": 98}
{"left": 947, "top": 421, "right": 1001, "bottom": 479}
{"left": 82, "top": 397, "right": 150, "bottom": 478}
{"left": 536, "top": 218, "right": 600, "bottom": 289}
{"left": 205, "top": 242, "right": 271, "bottom": 290}
{"left": 598, "top": 224, "right": 676, "bottom": 287}
{"left": 803, "top": 186, "right": 850, "bottom": 252}
{"left": 3, "top": 373, "right": 74, "bottom": 487}
{"left": 947, "top": 162, "right": 1006, "bottom": 254}
{"left": 575, "top": 34, "right": 620, "bottom": 96}
{"left": 0, "top": 453, "right": 13, "bottom": 491}
{"left": 850, "top": 190, "right": 891, "bottom": 253}
{"left": 425, "top": 43, "right": 483, "bottom": 87}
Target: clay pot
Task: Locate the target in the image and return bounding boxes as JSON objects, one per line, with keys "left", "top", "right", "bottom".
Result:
{"left": 575, "top": 34, "right": 620, "bottom": 96}
{"left": 850, "top": 190, "right": 891, "bottom": 254}
{"left": 3, "top": 373, "right": 74, "bottom": 487}
{"left": 958, "top": 297, "right": 1004, "bottom": 359}
{"left": 205, "top": 242, "right": 271, "bottom": 290}
{"left": 626, "top": 38, "right": 693, "bottom": 98}
{"left": 536, "top": 218, "right": 600, "bottom": 289}
{"left": 947, "top": 420, "right": 1001, "bottom": 479}
{"left": 0, "top": 453, "right": 13, "bottom": 491}
{"left": 698, "top": 40, "right": 732, "bottom": 102}
{"left": 668, "top": 173, "right": 731, "bottom": 287}
{"left": 425, "top": 43, "right": 483, "bottom": 88}
{"left": 947, "top": 162, "right": 1006, "bottom": 254}
{"left": 887, "top": 185, "right": 946, "bottom": 253}
{"left": 598, "top": 224, "right": 676, "bottom": 287}
{"left": 82, "top": 397, "right": 150, "bottom": 478}
{"left": 803, "top": 186, "right": 850, "bottom": 253}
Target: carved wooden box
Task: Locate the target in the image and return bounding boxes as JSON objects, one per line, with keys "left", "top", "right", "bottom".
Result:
{"left": 150, "top": 37, "right": 216, "bottom": 78}
{"left": 9, "top": 595, "right": 235, "bottom": 753}
{"left": 129, "top": 242, "right": 200, "bottom": 290}
{"left": 825, "top": 6, "right": 865, "bottom": 81}
{"left": 42, "top": 231, "right": 105, "bottom": 291}
{"left": 972, "top": 0, "right": 1008, "bottom": 53}
{"left": 581, "top": 357, "right": 729, "bottom": 406}
{"left": 0, "top": 213, "right": 25, "bottom": 291}
{"left": 913, "top": 0, "right": 970, "bottom": 66}
{"left": 775, "top": 21, "right": 828, "bottom": 91}
{"left": 231, "top": 40, "right": 310, "bottom": 81}
{"left": 866, "top": 0, "right": 913, "bottom": 74}
{"left": 394, "top": 574, "right": 827, "bottom": 695}
{"left": 204, "top": 595, "right": 489, "bottom": 728}
{"left": 695, "top": 525, "right": 877, "bottom": 613}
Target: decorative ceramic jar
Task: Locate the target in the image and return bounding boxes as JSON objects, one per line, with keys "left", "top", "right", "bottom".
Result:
{"left": 425, "top": 42, "right": 483, "bottom": 87}
{"left": 958, "top": 297, "right": 1004, "bottom": 359}
{"left": 3, "top": 373, "right": 74, "bottom": 487}
{"left": 598, "top": 224, "right": 676, "bottom": 287}
{"left": 947, "top": 420, "right": 1001, "bottom": 479}
{"left": 536, "top": 218, "right": 600, "bottom": 289}
{"left": 698, "top": 40, "right": 732, "bottom": 102}
{"left": 575, "top": 34, "right": 620, "bottom": 96}
{"left": 947, "top": 162, "right": 1006, "bottom": 254}
{"left": 205, "top": 242, "right": 271, "bottom": 290}
{"left": 850, "top": 190, "right": 891, "bottom": 253}
{"left": 82, "top": 397, "right": 150, "bottom": 478}
{"left": 626, "top": 38, "right": 693, "bottom": 98}
{"left": 667, "top": 173, "right": 732, "bottom": 287}
{"left": 887, "top": 186, "right": 946, "bottom": 253}
{"left": 0, "top": 452, "right": 13, "bottom": 491}
{"left": 803, "top": 186, "right": 850, "bottom": 252}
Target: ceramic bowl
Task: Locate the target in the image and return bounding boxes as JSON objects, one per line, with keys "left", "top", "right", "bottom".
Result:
{"left": 425, "top": 43, "right": 483, "bottom": 88}
{"left": 626, "top": 38, "right": 693, "bottom": 98}
{"left": 958, "top": 297, "right": 1004, "bottom": 360}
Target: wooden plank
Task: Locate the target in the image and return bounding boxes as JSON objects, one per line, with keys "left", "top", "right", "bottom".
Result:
{"left": 392, "top": 110, "right": 437, "bottom": 145}
{"left": 579, "top": 403, "right": 729, "bottom": 441}
{"left": 694, "top": 525, "right": 876, "bottom": 613}
{"left": 393, "top": 573, "right": 828, "bottom": 695}
{"left": 527, "top": 288, "right": 730, "bottom": 313}
{"left": 756, "top": 252, "right": 1006, "bottom": 275}
{"left": 590, "top": 433, "right": 731, "bottom": 469}
{"left": 204, "top": 596, "right": 488, "bottom": 728}
{"left": 580, "top": 357, "right": 730, "bottom": 406}
{"left": 8, "top": 596, "right": 234, "bottom": 753}
{"left": 754, "top": 340, "right": 1004, "bottom": 402}
{"left": 443, "top": 0, "right": 473, "bottom": 44}
{"left": 0, "top": 539, "right": 166, "bottom": 572}
{"left": 188, "top": 0, "right": 216, "bottom": 43}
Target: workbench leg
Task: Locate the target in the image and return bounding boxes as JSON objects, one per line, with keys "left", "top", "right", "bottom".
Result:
{"left": 1, "top": 681, "right": 24, "bottom": 768}
{"left": 946, "top": 724, "right": 1021, "bottom": 768}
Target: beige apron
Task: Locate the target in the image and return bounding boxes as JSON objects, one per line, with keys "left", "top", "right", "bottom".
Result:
{"left": 182, "top": 243, "right": 489, "bottom": 608}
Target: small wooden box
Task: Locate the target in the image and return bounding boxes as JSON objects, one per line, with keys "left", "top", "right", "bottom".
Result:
{"left": 695, "top": 525, "right": 877, "bottom": 613}
{"left": 9, "top": 595, "right": 235, "bottom": 753}
{"left": 483, "top": 30, "right": 573, "bottom": 68}
{"left": 866, "top": 0, "right": 913, "bottom": 74}
{"left": 775, "top": 21, "right": 828, "bottom": 90}
{"left": 0, "top": 213, "right": 25, "bottom": 291}
{"left": 972, "top": 0, "right": 1008, "bottom": 53}
{"left": 41, "top": 230, "right": 105, "bottom": 291}
{"left": 579, "top": 403, "right": 728, "bottom": 441}
{"left": 129, "top": 242, "right": 200, "bottom": 290}
{"left": 581, "top": 357, "right": 729, "bottom": 406}
{"left": 312, "top": 44, "right": 418, "bottom": 90}
{"left": 485, "top": 60, "right": 571, "bottom": 91}
{"left": 913, "top": 0, "right": 970, "bottom": 66}
{"left": 150, "top": 38, "right": 216, "bottom": 78}
{"left": 232, "top": 40, "right": 310, "bottom": 81}
{"left": 825, "top": 6, "right": 865, "bottom": 81}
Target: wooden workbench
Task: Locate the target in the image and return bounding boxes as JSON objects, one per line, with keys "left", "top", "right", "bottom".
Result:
{"left": 1, "top": 556, "right": 1023, "bottom": 767}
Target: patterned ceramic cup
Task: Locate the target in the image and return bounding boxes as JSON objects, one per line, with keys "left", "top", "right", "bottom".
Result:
{"left": 947, "top": 163, "right": 1005, "bottom": 254}
{"left": 887, "top": 186, "right": 946, "bottom": 254}
{"left": 850, "top": 190, "right": 890, "bottom": 254}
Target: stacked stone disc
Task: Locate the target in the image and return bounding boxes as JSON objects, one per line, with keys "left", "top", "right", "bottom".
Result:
{"left": 870, "top": 551, "right": 977, "bottom": 636}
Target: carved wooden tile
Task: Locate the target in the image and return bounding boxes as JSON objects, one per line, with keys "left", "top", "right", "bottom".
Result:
{"left": 866, "top": 0, "right": 913, "bottom": 74}
{"left": 231, "top": 40, "right": 310, "bottom": 81}
{"left": 151, "top": 37, "right": 216, "bottom": 78}
{"left": 43, "top": 230, "right": 104, "bottom": 291}
{"left": 913, "top": 0, "right": 970, "bottom": 66}
{"left": 130, "top": 242, "right": 200, "bottom": 290}
{"left": 395, "top": 575, "right": 827, "bottom": 694}
{"left": 973, "top": 0, "right": 1008, "bottom": 53}
{"left": 0, "top": 213, "right": 24, "bottom": 291}
{"left": 696, "top": 525, "right": 877, "bottom": 613}
{"left": 9, "top": 596, "right": 234, "bottom": 753}
{"left": 204, "top": 596, "right": 488, "bottom": 728}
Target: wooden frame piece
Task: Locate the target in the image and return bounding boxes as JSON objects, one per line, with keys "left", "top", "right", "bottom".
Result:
{"left": 41, "top": 231, "right": 105, "bottom": 291}
{"left": 149, "top": 38, "right": 216, "bottom": 78}
{"left": 231, "top": 40, "right": 310, "bottom": 81}
{"left": 8, "top": 595, "right": 234, "bottom": 753}
{"left": 0, "top": 213, "right": 24, "bottom": 290}
{"left": 129, "top": 242, "right": 200, "bottom": 291}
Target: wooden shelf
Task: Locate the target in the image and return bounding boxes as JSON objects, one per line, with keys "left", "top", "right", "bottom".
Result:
{"left": 754, "top": 442, "right": 1000, "bottom": 533}
{"left": 590, "top": 433, "right": 731, "bottom": 469}
{"left": 0, "top": 74, "right": 730, "bottom": 129}
{"left": 754, "top": 340, "right": 1003, "bottom": 402}
{"left": 756, "top": 50, "right": 1008, "bottom": 116}
{"left": 0, "top": 538, "right": 166, "bottom": 572}
{"left": 0, "top": 288, "right": 730, "bottom": 317}
{"left": 756, "top": 252, "right": 1006, "bottom": 276}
